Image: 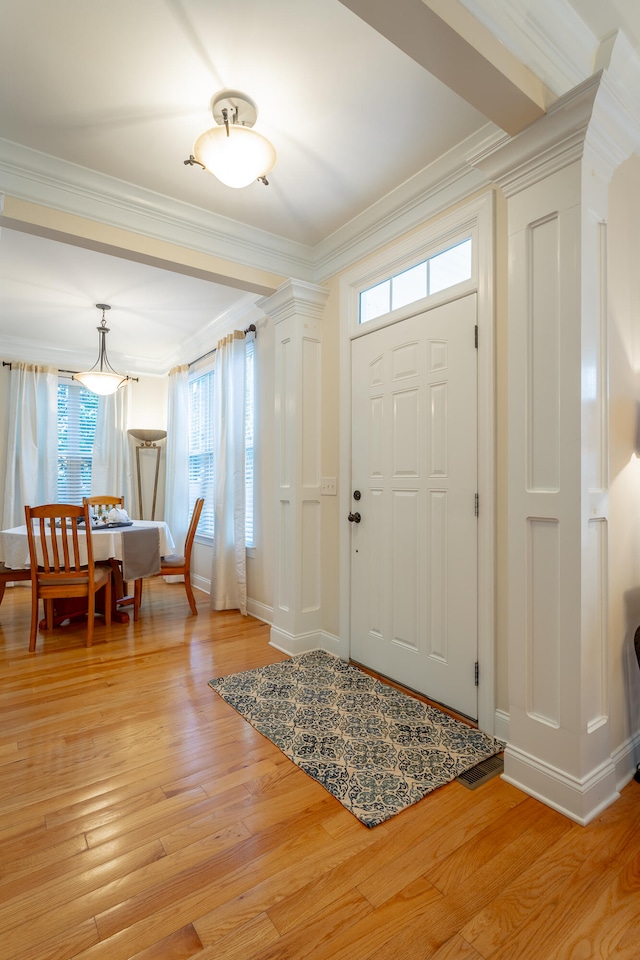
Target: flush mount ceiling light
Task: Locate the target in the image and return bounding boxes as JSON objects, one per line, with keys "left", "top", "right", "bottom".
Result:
{"left": 184, "top": 90, "right": 276, "bottom": 189}
{"left": 73, "top": 304, "right": 130, "bottom": 396}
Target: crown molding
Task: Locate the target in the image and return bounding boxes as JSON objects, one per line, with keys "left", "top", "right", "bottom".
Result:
{"left": 470, "top": 30, "right": 640, "bottom": 197}
{"left": 0, "top": 124, "right": 503, "bottom": 297}
{"left": 258, "top": 279, "right": 330, "bottom": 324}
{"left": 0, "top": 0, "right": 636, "bottom": 306}
{"left": 312, "top": 123, "right": 502, "bottom": 282}
{"left": 0, "top": 138, "right": 316, "bottom": 282}
{"left": 589, "top": 30, "right": 640, "bottom": 171}
{"left": 460, "top": 0, "right": 599, "bottom": 97}
{"left": 469, "top": 73, "right": 602, "bottom": 197}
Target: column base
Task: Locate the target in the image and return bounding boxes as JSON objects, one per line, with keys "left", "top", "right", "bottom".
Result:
{"left": 503, "top": 742, "right": 619, "bottom": 825}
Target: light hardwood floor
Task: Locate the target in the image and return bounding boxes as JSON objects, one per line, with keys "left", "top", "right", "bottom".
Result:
{"left": 1, "top": 580, "right": 639, "bottom": 960}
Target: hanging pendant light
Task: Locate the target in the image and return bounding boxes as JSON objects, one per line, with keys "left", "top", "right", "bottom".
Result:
{"left": 184, "top": 90, "right": 276, "bottom": 189}
{"left": 73, "top": 304, "right": 130, "bottom": 396}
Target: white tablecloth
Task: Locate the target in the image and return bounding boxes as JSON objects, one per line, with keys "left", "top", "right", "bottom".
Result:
{"left": 0, "top": 520, "right": 175, "bottom": 570}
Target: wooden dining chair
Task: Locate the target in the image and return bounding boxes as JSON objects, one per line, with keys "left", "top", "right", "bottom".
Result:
{"left": 82, "top": 495, "right": 137, "bottom": 616}
{"left": 83, "top": 495, "right": 125, "bottom": 520}
{"left": 25, "top": 502, "right": 112, "bottom": 651}
{"left": 0, "top": 563, "right": 31, "bottom": 608}
{"left": 134, "top": 497, "right": 204, "bottom": 616}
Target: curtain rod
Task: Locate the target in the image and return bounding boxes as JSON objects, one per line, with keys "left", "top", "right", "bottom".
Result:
{"left": 189, "top": 323, "right": 256, "bottom": 369}
{"left": 2, "top": 361, "right": 139, "bottom": 383}
{"left": 3, "top": 321, "right": 256, "bottom": 375}
{"left": 3, "top": 361, "right": 79, "bottom": 374}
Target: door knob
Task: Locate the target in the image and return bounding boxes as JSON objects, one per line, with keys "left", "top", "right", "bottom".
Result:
{"left": 348, "top": 512, "right": 361, "bottom": 523}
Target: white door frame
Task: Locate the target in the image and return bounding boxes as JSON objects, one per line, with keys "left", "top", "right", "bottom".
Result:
{"left": 338, "top": 191, "right": 497, "bottom": 734}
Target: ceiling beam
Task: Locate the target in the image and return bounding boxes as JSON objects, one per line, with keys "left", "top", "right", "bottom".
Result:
{"left": 0, "top": 197, "right": 281, "bottom": 298}
{"left": 339, "top": 0, "right": 550, "bottom": 135}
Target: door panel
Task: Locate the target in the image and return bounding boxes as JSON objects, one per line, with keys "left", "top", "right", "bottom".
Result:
{"left": 350, "top": 294, "right": 478, "bottom": 718}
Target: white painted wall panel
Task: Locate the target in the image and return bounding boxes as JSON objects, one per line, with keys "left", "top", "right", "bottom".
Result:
{"left": 584, "top": 517, "right": 608, "bottom": 731}
{"left": 302, "top": 338, "right": 321, "bottom": 487}
{"left": 279, "top": 337, "right": 292, "bottom": 489}
{"left": 582, "top": 216, "right": 607, "bottom": 493}
{"left": 527, "top": 517, "right": 560, "bottom": 726}
{"left": 301, "top": 500, "right": 321, "bottom": 612}
{"left": 278, "top": 499, "right": 291, "bottom": 612}
{"left": 528, "top": 215, "right": 560, "bottom": 493}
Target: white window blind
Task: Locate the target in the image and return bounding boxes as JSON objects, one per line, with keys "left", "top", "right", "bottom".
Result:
{"left": 188, "top": 337, "right": 255, "bottom": 546}
{"left": 188, "top": 370, "right": 215, "bottom": 537}
{"left": 57, "top": 381, "right": 99, "bottom": 504}
{"left": 245, "top": 337, "right": 255, "bottom": 547}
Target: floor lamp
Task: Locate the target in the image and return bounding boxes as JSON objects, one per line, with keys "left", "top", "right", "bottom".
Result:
{"left": 127, "top": 429, "right": 167, "bottom": 520}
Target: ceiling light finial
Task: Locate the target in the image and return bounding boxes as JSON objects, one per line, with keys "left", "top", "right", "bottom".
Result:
{"left": 184, "top": 89, "right": 276, "bottom": 189}
{"left": 73, "top": 303, "right": 130, "bottom": 396}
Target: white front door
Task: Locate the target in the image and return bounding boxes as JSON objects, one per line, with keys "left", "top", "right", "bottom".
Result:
{"left": 350, "top": 293, "right": 478, "bottom": 718}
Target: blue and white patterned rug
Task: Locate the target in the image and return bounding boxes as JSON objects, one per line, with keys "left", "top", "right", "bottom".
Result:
{"left": 208, "top": 650, "right": 504, "bottom": 828}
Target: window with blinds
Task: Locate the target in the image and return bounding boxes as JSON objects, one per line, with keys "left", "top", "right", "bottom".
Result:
{"left": 188, "top": 337, "right": 255, "bottom": 546}
{"left": 188, "top": 369, "right": 215, "bottom": 538}
{"left": 245, "top": 337, "right": 255, "bottom": 547}
{"left": 57, "top": 382, "right": 99, "bottom": 504}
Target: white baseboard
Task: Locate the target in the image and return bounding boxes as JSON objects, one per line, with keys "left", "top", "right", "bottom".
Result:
{"left": 502, "top": 743, "right": 619, "bottom": 825}
{"left": 611, "top": 729, "right": 640, "bottom": 791}
{"left": 185, "top": 581, "right": 273, "bottom": 626}
{"left": 247, "top": 598, "right": 274, "bottom": 624}
{"left": 319, "top": 631, "right": 341, "bottom": 657}
{"left": 269, "top": 627, "right": 324, "bottom": 656}
{"left": 268, "top": 628, "right": 345, "bottom": 659}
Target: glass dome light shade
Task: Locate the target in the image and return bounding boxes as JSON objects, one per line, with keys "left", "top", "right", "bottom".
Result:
{"left": 73, "top": 371, "right": 128, "bottom": 395}
{"left": 193, "top": 124, "right": 276, "bottom": 188}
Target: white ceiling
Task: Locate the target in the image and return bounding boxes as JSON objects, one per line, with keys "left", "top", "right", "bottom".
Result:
{"left": 0, "top": 0, "right": 638, "bottom": 374}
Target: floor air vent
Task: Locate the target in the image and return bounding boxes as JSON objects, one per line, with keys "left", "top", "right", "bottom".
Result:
{"left": 456, "top": 753, "right": 504, "bottom": 790}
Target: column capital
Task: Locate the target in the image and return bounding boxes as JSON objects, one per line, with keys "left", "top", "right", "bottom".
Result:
{"left": 587, "top": 31, "right": 640, "bottom": 178}
{"left": 470, "top": 32, "right": 640, "bottom": 196}
{"left": 258, "top": 279, "right": 329, "bottom": 325}
{"left": 469, "top": 72, "right": 600, "bottom": 197}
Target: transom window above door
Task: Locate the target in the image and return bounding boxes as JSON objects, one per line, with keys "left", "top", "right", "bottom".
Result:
{"left": 359, "top": 237, "right": 472, "bottom": 324}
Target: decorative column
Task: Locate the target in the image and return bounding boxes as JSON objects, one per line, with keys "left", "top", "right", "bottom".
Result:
{"left": 473, "top": 60, "right": 637, "bottom": 823}
{"left": 258, "top": 279, "right": 329, "bottom": 654}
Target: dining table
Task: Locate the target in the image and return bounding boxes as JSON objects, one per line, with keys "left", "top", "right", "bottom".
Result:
{"left": 0, "top": 518, "right": 175, "bottom": 625}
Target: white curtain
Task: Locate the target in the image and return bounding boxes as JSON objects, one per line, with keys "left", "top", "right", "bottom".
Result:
{"left": 91, "top": 385, "right": 133, "bottom": 506}
{"left": 2, "top": 362, "right": 58, "bottom": 528}
{"left": 210, "top": 332, "right": 247, "bottom": 614}
{"left": 164, "top": 364, "right": 190, "bottom": 553}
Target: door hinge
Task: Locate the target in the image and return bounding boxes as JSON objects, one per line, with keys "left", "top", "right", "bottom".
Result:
{"left": 474, "top": 492, "right": 479, "bottom": 517}
{"left": 474, "top": 324, "right": 478, "bottom": 348}
{"left": 475, "top": 661, "right": 479, "bottom": 686}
